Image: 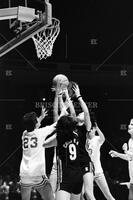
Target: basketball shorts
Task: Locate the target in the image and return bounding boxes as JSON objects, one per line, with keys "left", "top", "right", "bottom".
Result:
{"left": 80, "top": 161, "right": 94, "bottom": 175}
{"left": 20, "top": 175, "right": 49, "bottom": 190}
{"left": 59, "top": 167, "right": 83, "bottom": 194}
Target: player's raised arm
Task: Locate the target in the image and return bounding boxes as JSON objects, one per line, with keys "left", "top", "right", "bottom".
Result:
{"left": 73, "top": 83, "right": 91, "bottom": 131}
{"left": 53, "top": 88, "right": 59, "bottom": 122}
{"left": 95, "top": 122, "right": 105, "bottom": 144}
{"left": 38, "top": 105, "right": 48, "bottom": 124}
{"left": 64, "top": 88, "right": 76, "bottom": 119}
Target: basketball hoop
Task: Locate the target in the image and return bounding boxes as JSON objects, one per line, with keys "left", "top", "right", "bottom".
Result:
{"left": 32, "top": 17, "right": 60, "bottom": 59}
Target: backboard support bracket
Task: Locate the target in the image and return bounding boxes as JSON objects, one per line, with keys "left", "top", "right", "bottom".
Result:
{"left": 0, "top": 19, "right": 47, "bottom": 57}
{"left": 0, "top": 0, "right": 56, "bottom": 58}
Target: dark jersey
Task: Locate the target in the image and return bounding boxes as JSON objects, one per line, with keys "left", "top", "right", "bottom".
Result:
{"left": 57, "top": 132, "right": 80, "bottom": 170}
{"left": 57, "top": 132, "right": 83, "bottom": 194}
{"left": 76, "top": 124, "right": 91, "bottom": 164}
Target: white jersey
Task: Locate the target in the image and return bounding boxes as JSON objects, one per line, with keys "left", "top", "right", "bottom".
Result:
{"left": 20, "top": 125, "right": 55, "bottom": 177}
{"left": 86, "top": 136, "right": 104, "bottom": 174}
{"left": 128, "top": 138, "right": 133, "bottom": 184}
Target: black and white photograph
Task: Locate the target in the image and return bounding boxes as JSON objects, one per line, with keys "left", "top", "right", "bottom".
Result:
{"left": 0, "top": 1, "right": 132, "bottom": 200}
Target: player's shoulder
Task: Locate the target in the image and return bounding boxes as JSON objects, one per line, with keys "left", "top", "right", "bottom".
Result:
{"left": 22, "top": 130, "right": 29, "bottom": 137}
{"left": 23, "top": 130, "right": 27, "bottom": 135}
{"left": 22, "top": 130, "right": 35, "bottom": 139}
{"left": 35, "top": 127, "right": 46, "bottom": 133}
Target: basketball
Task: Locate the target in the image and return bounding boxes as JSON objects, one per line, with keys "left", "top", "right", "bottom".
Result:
{"left": 52, "top": 74, "right": 69, "bottom": 90}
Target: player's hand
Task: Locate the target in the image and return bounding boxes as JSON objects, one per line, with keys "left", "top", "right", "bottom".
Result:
{"left": 51, "top": 87, "right": 63, "bottom": 96}
{"left": 41, "top": 105, "right": 48, "bottom": 118}
{"left": 72, "top": 83, "right": 81, "bottom": 98}
{"left": 51, "top": 81, "right": 63, "bottom": 94}
{"left": 122, "top": 143, "right": 128, "bottom": 152}
{"left": 109, "top": 150, "right": 118, "bottom": 158}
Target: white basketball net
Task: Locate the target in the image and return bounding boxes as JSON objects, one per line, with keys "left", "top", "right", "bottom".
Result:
{"left": 32, "top": 18, "right": 60, "bottom": 59}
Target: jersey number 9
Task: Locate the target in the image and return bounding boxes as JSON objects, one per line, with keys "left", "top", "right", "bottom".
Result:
{"left": 69, "top": 144, "right": 77, "bottom": 160}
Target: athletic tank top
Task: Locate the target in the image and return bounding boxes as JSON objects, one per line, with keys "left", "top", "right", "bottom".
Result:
{"left": 57, "top": 132, "right": 80, "bottom": 170}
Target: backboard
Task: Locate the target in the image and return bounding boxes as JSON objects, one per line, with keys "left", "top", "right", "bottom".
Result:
{"left": 0, "top": 0, "right": 58, "bottom": 59}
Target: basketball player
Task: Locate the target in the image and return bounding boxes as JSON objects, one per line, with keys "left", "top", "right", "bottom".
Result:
{"left": 19, "top": 106, "right": 58, "bottom": 200}
{"left": 85, "top": 122, "right": 115, "bottom": 200}
{"left": 109, "top": 118, "right": 133, "bottom": 200}
{"left": 43, "top": 114, "right": 83, "bottom": 200}
{"left": 43, "top": 86, "right": 83, "bottom": 200}
{"left": 72, "top": 84, "right": 96, "bottom": 200}
{"left": 49, "top": 81, "right": 76, "bottom": 194}
{"left": 49, "top": 86, "right": 63, "bottom": 196}
{"left": 50, "top": 83, "right": 95, "bottom": 200}
{"left": 50, "top": 85, "right": 80, "bottom": 196}
{"left": 44, "top": 84, "right": 94, "bottom": 200}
